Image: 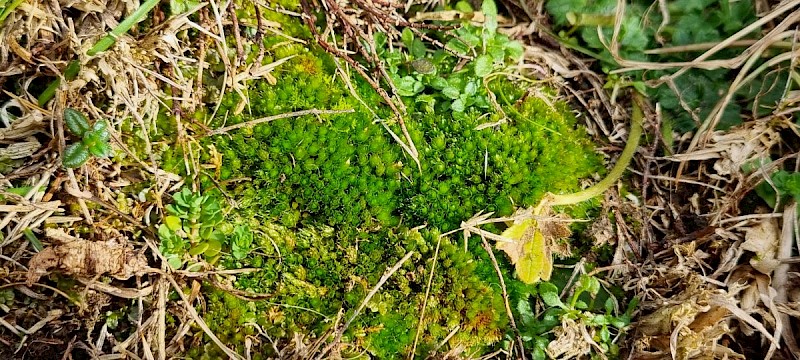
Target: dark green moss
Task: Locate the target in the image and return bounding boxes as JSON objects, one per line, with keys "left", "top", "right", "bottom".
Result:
{"left": 207, "top": 50, "right": 601, "bottom": 232}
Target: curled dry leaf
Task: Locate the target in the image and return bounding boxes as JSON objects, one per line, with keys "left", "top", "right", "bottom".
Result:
{"left": 26, "top": 228, "right": 148, "bottom": 285}
{"left": 741, "top": 218, "right": 781, "bottom": 275}
{"left": 546, "top": 317, "right": 592, "bottom": 359}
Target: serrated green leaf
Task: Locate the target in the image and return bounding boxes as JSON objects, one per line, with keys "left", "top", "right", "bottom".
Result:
{"left": 464, "top": 80, "right": 478, "bottom": 96}
{"left": 64, "top": 108, "right": 90, "bottom": 136}
{"left": 394, "top": 75, "right": 423, "bottom": 97}
{"left": 474, "top": 55, "right": 493, "bottom": 77}
{"left": 539, "top": 282, "right": 563, "bottom": 308}
{"left": 450, "top": 98, "right": 465, "bottom": 112}
{"left": 62, "top": 143, "right": 90, "bottom": 168}
{"left": 442, "top": 86, "right": 460, "bottom": 99}
{"left": 484, "top": 17, "right": 498, "bottom": 35}
{"left": 516, "top": 297, "right": 535, "bottom": 326}
{"left": 91, "top": 120, "right": 111, "bottom": 141}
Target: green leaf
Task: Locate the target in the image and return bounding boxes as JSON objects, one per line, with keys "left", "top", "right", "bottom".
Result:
{"left": 539, "top": 282, "right": 564, "bottom": 308}
{"left": 90, "top": 119, "right": 111, "bottom": 142}
{"left": 394, "top": 75, "right": 424, "bottom": 97}
{"left": 165, "top": 254, "right": 183, "bottom": 269}
{"left": 442, "top": 86, "right": 460, "bottom": 100}
{"left": 401, "top": 28, "right": 414, "bottom": 49}
{"left": 374, "top": 31, "right": 387, "bottom": 50}
{"left": 205, "top": 238, "right": 222, "bottom": 258}
{"left": 415, "top": 94, "right": 436, "bottom": 113}
{"left": 481, "top": 0, "right": 497, "bottom": 17}
{"left": 232, "top": 225, "right": 254, "bottom": 259}
{"left": 429, "top": 76, "right": 449, "bottom": 90}
{"left": 600, "top": 325, "right": 611, "bottom": 342}
{"left": 63, "top": 143, "right": 90, "bottom": 168}
{"left": 516, "top": 297, "right": 535, "bottom": 326}
{"left": 504, "top": 40, "right": 524, "bottom": 61}
{"left": 88, "top": 141, "right": 112, "bottom": 158}
{"left": 410, "top": 39, "right": 427, "bottom": 59}
{"left": 464, "top": 80, "right": 478, "bottom": 96}
{"left": 170, "top": 0, "right": 200, "bottom": 14}
{"left": 188, "top": 242, "right": 209, "bottom": 256}
{"left": 455, "top": 0, "right": 473, "bottom": 12}
{"left": 450, "top": 98, "right": 465, "bottom": 112}
{"left": 474, "top": 55, "right": 493, "bottom": 77}
{"left": 446, "top": 38, "right": 470, "bottom": 55}
{"left": 165, "top": 216, "right": 182, "bottom": 231}
{"left": 23, "top": 228, "right": 43, "bottom": 252}
{"left": 64, "top": 108, "right": 90, "bottom": 136}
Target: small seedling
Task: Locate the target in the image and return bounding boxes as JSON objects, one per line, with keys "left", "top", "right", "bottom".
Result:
{"left": 159, "top": 188, "right": 237, "bottom": 268}
{"left": 517, "top": 275, "right": 637, "bottom": 359}
{"left": 62, "top": 108, "right": 112, "bottom": 168}
{"left": 377, "top": 0, "right": 523, "bottom": 114}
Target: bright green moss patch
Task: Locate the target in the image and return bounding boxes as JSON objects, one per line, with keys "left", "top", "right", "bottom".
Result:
{"left": 164, "top": 2, "right": 606, "bottom": 358}
{"left": 207, "top": 52, "right": 601, "bottom": 232}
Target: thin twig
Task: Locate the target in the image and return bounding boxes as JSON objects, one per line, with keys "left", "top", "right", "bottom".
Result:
{"left": 480, "top": 234, "right": 526, "bottom": 360}
{"left": 204, "top": 108, "right": 354, "bottom": 137}
{"left": 411, "top": 236, "right": 442, "bottom": 358}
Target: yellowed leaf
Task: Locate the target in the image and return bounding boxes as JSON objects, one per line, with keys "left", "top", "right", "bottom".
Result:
{"left": 498, "top": 219, "right": 553, "bottom": 284}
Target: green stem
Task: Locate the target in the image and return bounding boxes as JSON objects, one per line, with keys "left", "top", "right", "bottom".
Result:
{"left": 87, "top": 0, "right": 161, "bottom": 56}
{"left": 566, "top": 13, "right": 617, "bottom": 27}
{"left": 0, "top": 0, "right": 25, "bottom": 24}
{"left": 38, "top": 60, "right": 81, "bottom": 106}
{"left": 546, "top": 95, "right": 644, "bottom": 207}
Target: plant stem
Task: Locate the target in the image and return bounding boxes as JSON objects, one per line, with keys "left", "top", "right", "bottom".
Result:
{"left": 87, "top": 0, "right": 161, "bottom": 56}
{"left": 544, "top": 95, "right": 644, "bottom": 207}
{"left": 0, "top": 0, "right": 24, "bottom": 24}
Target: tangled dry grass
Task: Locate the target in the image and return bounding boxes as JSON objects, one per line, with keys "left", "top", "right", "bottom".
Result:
{"left": 0, "top": 0, "right": 798, "bottom": 359}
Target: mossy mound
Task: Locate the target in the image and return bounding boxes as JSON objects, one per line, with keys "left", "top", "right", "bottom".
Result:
{"left": 158, "top": 2, "right": 604, "bottom": 358}
{"left": 195, "top": 51, "right": 601, "bottom": 232}
{"left": 189, "top": 224, "right": 506, "bottom": 359}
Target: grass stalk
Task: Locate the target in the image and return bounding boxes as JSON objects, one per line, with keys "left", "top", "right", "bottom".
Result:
{"left": 87, "top": 0, "right": 161, "bottom": 56}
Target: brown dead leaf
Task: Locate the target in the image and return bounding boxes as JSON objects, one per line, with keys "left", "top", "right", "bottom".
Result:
{"left": 26, "top": 228, "right": 148, "bottom": 285}
{"left": 741, "top": 218, "right": 781, "bottom": 274}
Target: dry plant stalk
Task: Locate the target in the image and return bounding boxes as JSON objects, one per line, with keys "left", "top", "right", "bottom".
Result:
{"left": 26, "top": 228, "right": 148, "bottom": 285}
